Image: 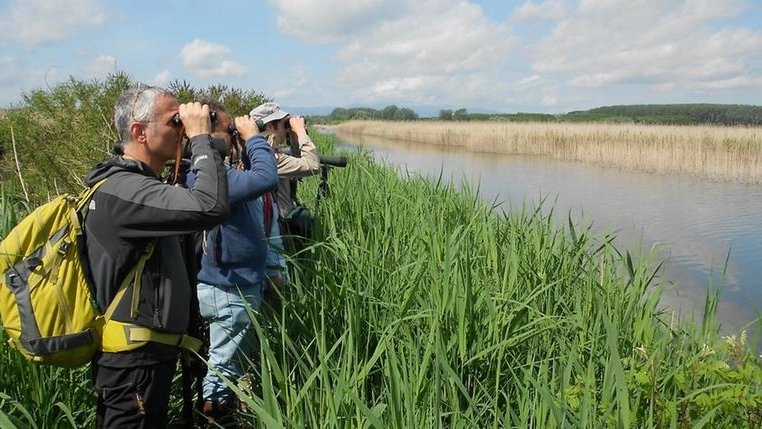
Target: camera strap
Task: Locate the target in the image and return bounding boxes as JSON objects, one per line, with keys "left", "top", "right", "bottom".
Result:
{"left": 173, "top": 125, "right": 185, "bottom": 185}
{"left": 263, "top": 193, "right": 275, "bottom": 239}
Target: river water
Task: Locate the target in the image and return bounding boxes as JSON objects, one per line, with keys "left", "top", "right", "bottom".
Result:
{"left": 333, "top": 131, "right": 762, "bottom": 335}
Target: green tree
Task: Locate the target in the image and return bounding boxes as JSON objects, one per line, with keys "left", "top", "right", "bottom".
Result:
{"left": 453, "top": 108, "right": 468, "bottom": 121}
{"left": 396, "top": 107, "right": 418, "bottom": 120}
{"left": 167, "top": 80, "right": 269, "bottom": 117}
{"left": 382, "top": 105, "right": 399, "bottom": 120}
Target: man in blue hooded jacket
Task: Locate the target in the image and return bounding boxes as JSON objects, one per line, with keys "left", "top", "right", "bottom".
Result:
{"left": 186, "top": 102, "right": 278, "bottom": 426}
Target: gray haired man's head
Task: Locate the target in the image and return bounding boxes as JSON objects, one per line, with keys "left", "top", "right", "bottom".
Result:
{"left": 114, "top": 83, "right": 173, "bottom": 142}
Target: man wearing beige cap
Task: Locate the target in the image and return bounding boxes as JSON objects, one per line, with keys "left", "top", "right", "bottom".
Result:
{"left": 249, "top": 102, "right": 320, "bottom": 253}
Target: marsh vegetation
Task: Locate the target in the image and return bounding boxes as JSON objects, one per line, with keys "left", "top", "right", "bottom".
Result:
{"left": 336, "top": 120, "right": 762, "bottom": 183}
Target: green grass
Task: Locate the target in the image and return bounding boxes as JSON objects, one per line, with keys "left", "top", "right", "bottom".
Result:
{"left": 1, "top": 131, "right": 761, "bottom": 427}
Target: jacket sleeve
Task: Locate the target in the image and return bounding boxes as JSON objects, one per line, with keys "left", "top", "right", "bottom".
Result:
{"left": 106, "top": 134, "right": 230, "bottom": 238}
{"left": 227, "top": 135, "right": 278, "bottom": 204}
{"left": 276, "top": 135, "right": 320, "bottom": 178}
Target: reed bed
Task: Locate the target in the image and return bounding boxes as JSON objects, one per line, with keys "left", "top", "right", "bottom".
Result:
{"left": 335, "top": 120, "right": 762, "bottom": 183}
{"left": 1, "top": 132, "right": 761, "bottom": 427}
{"left": 231, "top": 132, "right": 762, "bottom": 427}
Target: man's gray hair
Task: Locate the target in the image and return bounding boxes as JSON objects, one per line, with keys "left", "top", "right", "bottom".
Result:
{"left": 114, "top": 83, "right": 173, "bottom": 142}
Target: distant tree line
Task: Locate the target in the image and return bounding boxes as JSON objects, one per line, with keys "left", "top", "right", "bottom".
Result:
{"left": 437, "top": 105, "right": 762, "bottom": 126}
{"left": 309, "top": 104, "right": 762, "bottom": 126}
{"left": 308, "top": 105, "right": 419, "bottom": 123}
{"left": 437, "top": 108, "right": 556, "bottom": 122}
{"left": 559, "top": 104, "right": 762, "bottom": 126}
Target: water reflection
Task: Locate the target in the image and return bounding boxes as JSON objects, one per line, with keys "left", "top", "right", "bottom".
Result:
{"left": 336, "top": 131, "right": 762, "bottom": 335}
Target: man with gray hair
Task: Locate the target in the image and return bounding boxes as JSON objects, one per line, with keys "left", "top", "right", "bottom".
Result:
{"left": 83, "top": 83, "right": 229, "bottom": 427}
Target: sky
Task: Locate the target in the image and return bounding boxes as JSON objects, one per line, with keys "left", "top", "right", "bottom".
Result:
{"left": 1, "top": 0, "right": 761, "bottom": 116}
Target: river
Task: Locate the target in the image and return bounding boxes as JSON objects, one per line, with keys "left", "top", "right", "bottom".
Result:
{"left": 333, "top": 131, "right": 762, "bottom": 336}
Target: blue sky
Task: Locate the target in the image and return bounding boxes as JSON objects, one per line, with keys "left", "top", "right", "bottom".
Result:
{"left": 1, "top": 0, "right": 761, "bottom": 116}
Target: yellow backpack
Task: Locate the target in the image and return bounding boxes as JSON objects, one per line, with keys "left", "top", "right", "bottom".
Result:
{"left": 0, "top": 180, "right": 152, "bottom": 367}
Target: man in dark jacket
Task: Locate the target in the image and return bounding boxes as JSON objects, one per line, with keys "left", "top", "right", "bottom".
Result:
{"left": 83, "top": 83, "right": 229, "bottom": 427}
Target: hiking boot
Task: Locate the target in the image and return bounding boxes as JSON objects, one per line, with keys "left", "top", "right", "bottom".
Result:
{"left": 202, "top": 399, "right": 238, "bottom": 429}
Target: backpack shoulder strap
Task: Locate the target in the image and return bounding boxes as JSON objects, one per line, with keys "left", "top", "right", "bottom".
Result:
{"left": 76, "top": 179, "right": 108, "bottom": 211}
{"left": 102, "top": 240, "right": 156, "bottom": 321}
{"left": 78, "top": 178, "right": 109, "bottom": 302}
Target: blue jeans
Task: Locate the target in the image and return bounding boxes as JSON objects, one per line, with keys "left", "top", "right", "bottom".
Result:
{"left": 197, "top": 282, "right": 263, "bottom": 403}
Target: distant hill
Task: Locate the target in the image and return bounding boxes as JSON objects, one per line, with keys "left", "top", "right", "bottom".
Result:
{"left": 557, "top": 104, "right": 762, "bottom": 126}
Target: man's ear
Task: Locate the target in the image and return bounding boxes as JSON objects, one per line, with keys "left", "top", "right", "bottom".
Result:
{"left": 130, "top": 122, "right": 146, "bottom": 143}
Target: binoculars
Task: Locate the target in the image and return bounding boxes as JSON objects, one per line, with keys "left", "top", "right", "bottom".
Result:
{"left": 171, "top": 110, "right": 218, "bottom": 127}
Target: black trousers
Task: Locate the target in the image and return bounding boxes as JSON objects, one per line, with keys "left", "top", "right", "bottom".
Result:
{"left": 94, "top": 359, "right": 177, "bottom": 428}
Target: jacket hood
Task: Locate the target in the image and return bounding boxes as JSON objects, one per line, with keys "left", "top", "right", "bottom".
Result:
{"left": 84, "top": 156, "right": 157, "bottom": 186}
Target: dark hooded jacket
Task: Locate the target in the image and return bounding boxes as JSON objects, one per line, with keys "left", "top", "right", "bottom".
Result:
{"left": 84, "top": 134, "right": 229, "bottom": 367}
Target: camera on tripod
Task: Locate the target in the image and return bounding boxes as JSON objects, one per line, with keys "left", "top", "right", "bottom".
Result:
{"left": 279, "top": 146, "right": 347, "bottom": 168}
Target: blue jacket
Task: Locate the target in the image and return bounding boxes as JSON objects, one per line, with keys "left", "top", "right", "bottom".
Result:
{"left": 187, "top": 134, "right": 278, "bottom": 288}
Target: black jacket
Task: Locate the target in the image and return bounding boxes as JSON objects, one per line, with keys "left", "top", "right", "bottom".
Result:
{"left": 84, "top": 134, "right": 229, "bottom": 367}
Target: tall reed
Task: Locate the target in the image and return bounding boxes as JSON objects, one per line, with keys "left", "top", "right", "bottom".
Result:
{"left": 335, "top": 120, "right": 762, "bottom": 183}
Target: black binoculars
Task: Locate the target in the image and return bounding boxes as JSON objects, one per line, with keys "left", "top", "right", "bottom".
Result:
{"left": 171, "top": 110, "right": 218, "bottom": 127}
{"left": 170, "top": 110, "right": 238, "bottom": 142}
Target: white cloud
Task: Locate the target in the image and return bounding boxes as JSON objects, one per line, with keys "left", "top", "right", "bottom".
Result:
{"left": 0, "top": 0, "right": 106, "bottom": 47}
{"left": 357, "top": 76, "right": 427, "bottom": 100}
{"left": 0, "top": 58, "right": 19, "bottom": 83}
{"left": 541, "top": 95, "right": 557, "bottom": 106}
{"left": 81, "top": 55, "right": 116, "bottom": 79}
{"left": 517, "top": 75, "right": 540, "bottom": 86}
{"left": 686, "top": 76, "right": 762, "bottom": 91}
{"left": 154, "top": 70, "right": 173, "bottom": 87}
{"left": 529, "top": 0, "right": 762, "bottom": 96}
{"left": 334, "top": 0, "right": 517, "bottom": 106}
{"left": 179, "top": 39, "right": 247, "bottom": 78}
{"left": 273, "top": 70, "right": 309, "bottom": 99}
{"left": 512, "top": 0, "right": 567, "bottom": 22}
{"left": 270, "top": 0, "right": 408, "bottom": 43}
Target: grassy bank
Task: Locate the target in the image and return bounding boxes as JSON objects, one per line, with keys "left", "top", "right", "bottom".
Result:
{"left": 1, "top": 130, "right": 761, "bottom": 427}
{"left": 334, "top": 120, "right": 762, "bottom": 183}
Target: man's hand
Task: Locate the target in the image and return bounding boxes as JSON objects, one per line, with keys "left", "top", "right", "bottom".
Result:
{"left": 234, "top": 115, "right": 260, "bottom": 141}
{"left": 288, "top": 116, "right": 307, "bottom": 135}
{"left": 179, "top": 102, "right": 211, "bottom": 138}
